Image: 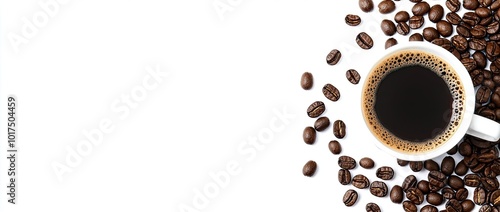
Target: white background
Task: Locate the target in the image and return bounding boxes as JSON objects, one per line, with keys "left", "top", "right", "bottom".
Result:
{"left": 0, "top": 0, "right": 482, "bottom": 211}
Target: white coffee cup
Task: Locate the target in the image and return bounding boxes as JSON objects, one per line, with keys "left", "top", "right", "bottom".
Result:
{"left": 361, "top": 42, "right": 500, "bottom": 161}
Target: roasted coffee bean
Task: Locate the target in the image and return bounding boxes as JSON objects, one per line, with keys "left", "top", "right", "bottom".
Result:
{"left": 385, "top": 37, "right": 398, "bottom": 49}
{"left": 359, "top": 0, "right": 374, "bottom": 12}
{"left": 473, "top": 51, "right": 487, "bottom": 68}
{"left": 381, "top": 19, "right": 397, "bottom": 35}
{"left": 423, "top": 27, "right": 440, "bottom": 41}
{"left": 464, "top": 174, "right": 481, "bottom": 187}
{"left": 437, "top": 20, "right": 453, "bottom": 37}
{"left": 487, "top": 41, "right": 500, "bottom": 58}
{"left": 463, "top": 12, "right": 481, "bottom": 26}
{"left": 461, "top": 58, "right": 477, "bottom": 71}
{"left": 418, "top": 180, "right": 430, "bottom": 194}
{"left": 428, "top": 5, "right": 444, "bottom": 23}
{"left": 326, "top": 49, "right": 341, "bottom": 65}
{"left": 370, "top": 181, "right": 388, "bottom": 197}
{"left": 448, "top": 175, "right": 464, "bottom": 190}
{"left": 441, "top": 156, "right": 455, "bottom": 176}
{"left": 464, "top": 0, "right": 480, "bottom": 10}
{"left": 446, "top": 0, "right": 461, "bottom": 12}
{"left": 409, "top": 161, "right": 424, "bottom": 172}
{"left": 442, "top": 187, "right": 456, "bottom": 199}
{"left": 353, "top": 174, "right": 370, "bottom": 189}
{"left": 398, "top": 159, "right": 409, "bottom": 166}
{"left": 478, "top": 148, "right": 498, "bottom": 163}
{"left": 322, "top": 83, "right": 340, "bottom": 102}
{"left": 366, "top": 202, "right": 381, "bottom": 212}
{"left": 345, "top": 14, "right": 361, "bottom": 26}
{"left": 338, "top": 155, "right": 356, "bottom": 169}
{"left": 413, "top": 2, "right": 430, "bottom": 16}
{"left": 490, "top": 189, "right": 500, "bottom": 206}
{"left": 455, "top": 160, "right": 469, "bottom": 176}
{"left": 403, "top": 175, "right": 418, "bottom": 191}
{"left": 403, "top": 200, "right": 417, "bottom": 212}
{"left": 395, "top": 11, "right": 410, "bottom": 22}
{"left": 457, "top": 24, "right": 472, "bottom": 38}
{"left": 421, "top": 205, "right": 438, "bottom": 212}
{"left": 307, "top": 101, "right": 325, "bottom": 118}
{"left": 391, "top": 185, "right": 404, "bottom": 203}
{"left": 492, "top": 93, "right": 500, "bottom": 106}
{"left": 409, "top": 33, "right": 423, "bottom": 41}
{"left": 359, "top": 157, "right": 375, "bottom": 169}
{"left": 314, "top": 117, "right": 330, "bottom": 131}
{"left": 451, "top": 35, "right": 468, "bottom": 52}
{"left": 494, "top": 74, "right": 500, "bottom": 84}
{"left": 476, "top": 7, "right": 491, "bottom": 18}
{"left": 483, "top": 166, "right": 497, "bottom": 178}
{"left": 346, "top": 69, "right": 360, "bottom": 84}
{"left": 470, "top": 69, "right": 485, "bottom": 86}
{"left": 328, "top": 140, "right": 341, "bottom": 154}
{"left": 464, "top": 154, "right": 479, "bottom": 168}
{"left": 459, "top": 141, "right": 473, "bottom": 156}
{"left": 456, "top": 188, "right": 469, "bottom": 201}
{"left": 451, "top": 48, "right": 461, "bottom": 59}
{"left": 338, "top": 169, "right": 352, "bottom": 185}
{"left": 300, "top": 72, "right": 313, "bottom": 90}
{"left": 406, "top": 188, "right": 424, "bottom": 205}
{"left": 481, "top": 177, "right": 499, "bottom": 191}
{"left": 479, "top": 205, "right": 493, "bottom": 212}
{"left": 447, "top": 145, "right": 458, "bottom": 155}
{"left": 428, "top": 171, "right": 446, "bottom": 192}
{"left": 471, "top": 25, "right": 487, "bottom": 38}
{"left": 424, "top": 160, "right": 440, "bottom": 171}
{"left": 492, "top": 0, "right": 500, "bottom": 10}
{"left": 303, "top": 126, "right": 316, "bottom": 145}
{"left": 479, "top": 16, "right": 493, "bottom": 26}
{"left": 302, "top": 160, "right": 317, "bottom": 177}
{"left": 376, "top": 166, "right": 394, "bottom": 180}
{"left": 461, "top": 199, "right": 475, "bottom": 212}
{"left": 479, "top": 0, "right": 492, "bottom": 7}
{"left": 446, "top": 199, "right": 463, "bottom": 212}
{"left": 427, "top": 192, "right": 444, "bottom": 206}
{"left": 480, "top": 108, "right": 496, "bottom": 120}
{"left": 356, "top": 32, "right": 373, "bottom": 49}
{"left": 469, "top": 38, "right": 487, "bottom": 50}
{"left": 333, "top": 120, "right": 346, "bottom": 138}
{"left": 378, "top": 0, "right": 396, "bottom": 14}
{"left": 397, "top": 22, "right": 410, "bottom": 35}
{"left": 474, "top": 187, "right": 487, "bottom": 205}
{"left": 476, "top": 86, "right": 491, "bottom": 103}
{"left": 447, "top": 12, "right": 461, "bottom": 25}
{"left": 343, "top": 189, "right": 358, "bottom": 206}
{"left": 409, "top": 15, "right": 424, "bottom": 29}
{"left": 488, "top": 21, "right": 500, "bottom": 34}
{"left": 484, "top": 79, "right": 495, "bottom": 90}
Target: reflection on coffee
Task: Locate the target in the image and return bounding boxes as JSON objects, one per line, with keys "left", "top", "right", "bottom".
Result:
{"left": 363, "top": 50, "right": 465, "bottom": 153}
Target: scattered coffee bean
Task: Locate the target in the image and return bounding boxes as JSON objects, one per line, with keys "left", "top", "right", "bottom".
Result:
{"left": 442, "top": 187, "right": 456, "bottom": 199}
{"left": 456, "top": 188, "right": 469, "bottom": 201}
{"left": 395, "top": 11, "right": 410, "bottom": 22}
{"left": 436, "top": 20, "right": 453, "bottom": 37}
{"left": 423, "top": 27, "right": 440, "bottom": 41}
{"left": 428, "top": 4, "right": 444, "bottom": 23}
{"left": 474, "top": 186, "right": 487, "bottom": 205}
{"left": 489, "top": 189, "right": 500, "bottom": 206}
{"left": 471, "top": 25, "right": 487, "bottom": 38}
{"left": 457, "top": 23, "right": 472, "bottom": 38}
{"left": 365, "top": 202, "right": 381, "bottom": 212}
{"left": 446, "top": 0, "right": 461, "bottom": 12}
{"left": 303, "top": 126, "right": 316, "bottom": 145}
{"left": 476, "top": 7, "right": 491, "bottom": 18}
{"left": 469, "top": 38, "right": 487, "bottom": 50}
{"left": 406, "top": 187, "right": 425, "bottom": 205}
{"left": 418, "top": 180, "right": 430, "bottom": 194}
{"left": 323, "top": 83, "right": 340, "bottom": 102}
{"left": 307, "top": 101, "right": 325, "bottom": 118}
{"left": 314, "top": 117, "right": 330, "bottom": 131}
{"left": 402, "top": 175, "right": 418, "bottom": 192}
{"left": 359, "top": 157, "right": 375, "bottom": 169}
{"left": 448, "top": 175, "right": 464, "bottom": 190}
{"left": 345, "top": 14, "right": 361, "bottom": 26}
{"left": 409, "top": 15, "right": 424, "bottom": 29}
{"left": 302, "top": 160, "right": 317, "bottom": 177}
{"left": 398, "top": 159, "right": 409, "bottom": 166}
{"left": 326, "top": 49, "right": 341, "bottom": 65}
{"left": 428, "top": 171, "right": 446, "bottom": 192}
{"left": 338, "top": 155, "right": 356, "bottom": 169}
{"left": 333, "top": 120, "right": 346, "bottom": 138}
{"left": 385, "top": 37, "right": 398, "bottom": 49}
{"left": 424, "top": 159, "right": 440, "bottom": 171}
{"left": 353, "top": 174, "right": 370, "bottom": 189}
{"left": 461, "top": 199, "right": 475, "bottom": 212}
{"left": 338, "top": 169, "right": 351, "bottom": 185}
{"left": 328, "top": 140, "right": 341, "bottom": 154}
{"left": 343, "top": 189, "right": 358, "bottom": 206}
{"left": 464, "top": 174, "right": 481, "bottom": 187}
{"left": 481, "top": 177, "right": 499, "bottom": 191}
{"left": 461, "top": 58, "right": 477, "bottom": 71}
{"left": 463, "top": 12, "right": 480, "bottom": 26}
{"left": 381, "top": 19, "right": 397, "bottom": 36}
{"left": 359, "top": 0, "right": 374, "bottom": 12}
{"left": 476, "top": 86, "right": 492, "bottom": 103}
{"left": 421, "top": 205, "right": 438, "bottom": 212}
{"left": 370, "top": 181, "right": 388, "bottom": 197}
{"left": 441, "top": 156, "right": 455, "bottom": 176}
{"left": 446, "top": 199, "right": 463, "bottom": 212}
{"left": 346, "top": 69, "right": 361, "bottom": 84}
{"left": 487, "top": 21, "right": 500, "bottom": 34}
{"left": 426, "top": 192, "right": 444, "bottom": 206}
{"left": 391, "top": 185, "right": 404, "bottom": 203}
{"left": 397, "top": 22, "right": 410, "bottom": 35}
{"left": 403, "top": 200, "right": 417, "bottom": 212}
{"left": 492, "top": 0, "right": 500, "bottom": 10}
{"left": 479, "top": 205, "right": 493, "bottom": 212}
{"left": 409, "top": 33, "right": 423, "bottom": 41}
{"left": 464, "top": 0, "right": 480, "bottom": 10}
{"left": 447, "top": 145, "right": 458, "bottom": 155}
{"left": 446, "top": 12, "right": 461, "bottom": 25}
{"left": 412, "top": 1, "right": 430, "bottom": 16}
{"left": 378, "top": 0, "right": 396, "bottom": 14}
{"left": 376, "top": 166, "right": 394, "bottom": 180}
{"left": 356, "top": 32, "right": 374, "bottom": 49}
{"left": 409, "top": 161, "right": 423, "bottom": 172}
{"left": 473, "top": 51, "right": 487, "bottom": 68}
{"left": 300, "top": 72, "right": 313, "bottom": 90}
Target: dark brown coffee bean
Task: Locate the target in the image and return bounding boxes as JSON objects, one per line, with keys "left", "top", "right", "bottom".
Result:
{"left": 459, "top": 141, "right": 472, "bottom": 156}
{"left": 378, "top": 0, "right": 396, "bottom": 14}
{"left": 478, "top": 148, "right": 498, "bottom": 163}
{"left": 423, "top": 27, "right": 440, "bottom": 41}
{"left": 421, "top": 205, "right": 438, "bottom": 212}
{"left": 494, "top": 74, "right": 500, "bottom": 85}
{"left": 463, "top": 12, "right": 481, "bottom": 26}
{"left": 409, "top": 161, "right": 423, "bottom": 172}
{"left": 479, "top": 205, "right": 493, "bottom": 212}
{"left": 481, "top": 177, "right": 499, "bottom": 191}
{"left": 403, "top": 175, "right": 418, "bottom": 192}
{"left": 476, "top": 86, "right": 491, "bottom": 103}
{"left": 476, "top": 7, "right": 491, "bottom": 18}
{"left": 484, "top": 79, "right": 495, "bottom": 90}
{"left": 441, "top": 156, "right": 455, "bottom": 176}
{"left": 479, "top": 0, "right": 492, "bottom": 7}
{"left": 493, "top": 0, "right": 500, "bottom": 10}
{"left": 455, "top": 160, "right": 469, "bottom": 176}
{"left": 303, "top": 126, "right": 316, "bottom": 145}
{"left": 470, "top": 69, "right": 485, "bottom": 86}
{"left": 409, "top": 33, "right": 423, "bottom": 41}
{"left": 326, "top": 49, "right": 341, "bottom": 65}
{"left": 457, "top": 24, "right": 472, "bottom": 38}
{"left": 471, "top": 25, "right": 487, "bottom": 38}
{"left": 474, "top": 187, "right": 487, "bottom": 205}
{"left": 428, "top": 171, "right": 446, "bottom": 192}
{"left": 464, "top": 0, "right": 480, "bottom": 10}
{"left": 409, "top": 16, "right": 424, "bottom": 29}
{"left": 376, "top": 166, "right": 394, "bottom": 180}
{"left": 427, "top": 192, "right": 444, "bottom": 206}
{"left": 461, "top": 58, "right": 477, "bottom": 71}
{"left": 328, "top": 140, "right": 341, "bottom": 154}
{"left": 428, "top": 5, "right": 444, "bottom": 23}
{"left": 436, "top": 20, "right": 453, "bottom": 37}
{"left": 447, "top": 145, "right": 458, "bottom": 155}
{"left": 403, "top": 200, "right": 417, "bottom": 212}
{"left": 447, "top": 12, "right": 461, "bottom": 25}
{"left": 464, "top": 174, "right": 481, "bottom": 187}
{"left": 307, "top": 101, "right": 325, "bottom": 118}
{"left": 353, "top": 174, "right": 370, "bottom": 189}
{"left": 313, "top": 117, "right": 330, "bottom": 131}
{"left": 397, "top": 22, "right": 410, "bottom": 35}
{"left": 366, "top": 202, "right": 381, "bottom": 212}
{"left": 456, "top": 188, "right": 469, "bottom": 201}
{"left": 356, "top": 32, "right": 373, "bottom": 49}
{"left": 345, "top": 14, "right": 361, "bottom": 26}
{"left": 464, "top": 154, "right": 479, "bottom": 168}
{"left": 418, "top": 180, "right": 430, "bottom": 194}
{"left": 300, "top": 72, "right": 313, "bottom": 90}
{"left": 322, "top": 84, "right": 340, "bottom": 102}
{"left": 413, "top": 2, "right": 430, "bottom": 16}
{"left": 406, "top": 187, "right": 424, "bottom": 205}
{"left": 398, "top": 159, "right": 409, "bottom": 166}
{"left": 480, "top": 16, "right": 493, "bottom": 26}
{"left": 359, "top": 157, "right": 375, "bottom": 169}
{"left": 487, "top": 41, "right": 500, "bottom": 58}
{"left": 302, "top": 160, "right": 317, "bottom": 177}
{"left": 473, "top": 51, "right": 487, "bottom": 68}
{"left": 492, "top": 93, "right": 500, "bottom": 106}
{"left": 359, "top": 0, "right": 374, "bottom": 12}
{"left": 345, "top": 69, "right": 360, "bottom": 85}
{"left": 484, "top": 166, "right": 497, "bottom": 178}
{"left": 461, "top": 199, "right": 475, "bottom": 212}
{"left": 469, "top": 38, "right": 487, "bottom": 50}
{"left": 381, "top": 19, "right": 397, "bottom": 35}
{"left": 338, "top": 169, "right": 351, "bottom": 185}
{"left": 385, "top": 37, "right": 398, "bottom": 49}
{"left": 395, "top": 11, "right": 410, "bottom": 22}
{"left": 424, "top": 160, "right": 440, "bottom": 171}
{"left": 391, "top": 185, "right": 404, "bottom": 203}
{"left": 338, "top": 155, "right": 356, "bottom": 169}
{"left": 446, "top": 0, "right": 461, "bottom": 12}
{"left": 343, "top": 189, "right": 358, "bottom": 206}
{"left": 451, "top": 35, "right": 468, "bottom": 52}
{"left": 442, "top": 187, "right": 456, "bottom": 200}
{"left": 480, "top": 108, "right": 496, "bottom": 120}
{"left": 448, "top": 175, "right": 464, "bottom": 190}
{"left": 446, "top": 199, "right": 463, "bottom": 212}
{"left": 488, "top": 21, "right": 500, "bottom": 34}
{"left": 490, "top": 189, "right": 500, "bottom": 206}
{"left": 370, "top": 181, "right": 388, "bottom": 197}
{"left": 333, "top": 120, "right": 346, "bottom": 139}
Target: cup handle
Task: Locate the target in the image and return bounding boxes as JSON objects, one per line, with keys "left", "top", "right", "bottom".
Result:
{"left": 466, "top": 114, "right": 500, "bottom": 142}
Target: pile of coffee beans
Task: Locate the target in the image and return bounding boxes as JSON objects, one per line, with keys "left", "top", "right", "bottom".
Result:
{"left": 300, "top": 0, "right": 500, "bottom": 211}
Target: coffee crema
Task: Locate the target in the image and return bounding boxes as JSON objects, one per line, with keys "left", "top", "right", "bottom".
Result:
{"left": 362, "top": 50, "right": 465, "bottom": 153}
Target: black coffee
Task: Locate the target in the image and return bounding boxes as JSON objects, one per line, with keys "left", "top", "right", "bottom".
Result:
{"left": 363, "top": 50, "right": 465, "bottom": 153}
{"left": 374, "top": 65, "right": 452, "bottom": 142}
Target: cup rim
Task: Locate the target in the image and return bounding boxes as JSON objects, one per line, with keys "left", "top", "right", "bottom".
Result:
{"left": 361, "top": 42, "right": 475, "bottom": 161}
